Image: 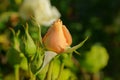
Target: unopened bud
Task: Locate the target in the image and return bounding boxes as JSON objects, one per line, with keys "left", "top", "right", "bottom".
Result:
{"left": 24, "top": 24, "right": 36, "bottom": 58}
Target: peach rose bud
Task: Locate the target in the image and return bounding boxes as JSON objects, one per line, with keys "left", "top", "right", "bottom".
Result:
{"left": 43, "top": 19, "right": 72, "bottom": 53}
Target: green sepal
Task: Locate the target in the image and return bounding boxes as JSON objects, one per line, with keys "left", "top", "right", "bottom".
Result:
{"left": 30, "top": 16, "right": 43, "bottom": 47}
{"left": 10, "top": 28, "right": 20, "bottom": 52}
{"left": 30, "top": 47, "right": 44, "bottom": 74}
{"left": 65, "top": 37, "right": 88, "bottom": 53}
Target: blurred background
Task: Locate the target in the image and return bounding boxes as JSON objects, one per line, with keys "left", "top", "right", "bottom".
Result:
{"left": 0, "top": 0, "right": 120, "bottom": 80}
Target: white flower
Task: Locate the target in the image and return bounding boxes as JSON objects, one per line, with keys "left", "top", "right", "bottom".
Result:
{"left": 19, "top": 0, "right": 61, "bottom": 26}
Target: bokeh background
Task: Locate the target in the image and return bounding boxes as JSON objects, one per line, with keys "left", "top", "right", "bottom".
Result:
{"left": 0, "top": 0, "right": 120, "bottom": 80}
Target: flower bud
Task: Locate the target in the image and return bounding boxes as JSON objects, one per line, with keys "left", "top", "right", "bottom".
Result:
{"left": 43, "top": 19, "right": 72, "bottom": 53}
{"left": 24, "top": 24, "right": 36, "bottom": 58}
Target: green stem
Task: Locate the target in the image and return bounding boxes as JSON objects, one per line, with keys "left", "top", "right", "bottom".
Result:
{"left": 14, "top": 64, "right": 19, "bottom": 80}
{"left": 46, "top": 60, "right": 54, "bottom": 80}
{"left": 57, "top": 63, "right": 64, "bottom": 80}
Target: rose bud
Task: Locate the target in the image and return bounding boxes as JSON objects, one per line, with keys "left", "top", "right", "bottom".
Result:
{"left": 24, "top": 24, "right": 36, "bottom": 58}
{"left": 43, "top": 19, "right": 72, "bottom": 53}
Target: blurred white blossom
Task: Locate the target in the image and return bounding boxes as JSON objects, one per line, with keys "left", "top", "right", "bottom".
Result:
{"left": 19, "top": 0, "right": 61, "bottom": 26}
